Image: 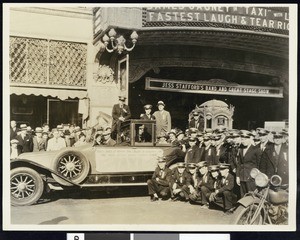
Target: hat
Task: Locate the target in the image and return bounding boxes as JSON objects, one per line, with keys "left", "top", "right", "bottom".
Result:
{"left": 189, "top": 128, "right": 198, "bottom": 134}
{"left": 168, "top": 131, "right": 176, "bottom": 136}
{"left": 52, "top": 128, "right": 58, "bottom": 133}
{"left": 281, "top": 129, "right": 288, "bottom": 136}
{"left": 157, "top": 101, "right": 165, "bottom": 106}
{"left": 10, "top": 139, "right": 19, "bottom": 144}
{"left": 187, "top": 163, "right": 197, "bottom": 169}
{"left": 157, "top": 133, "right": 168, "bottom": 139}
{"left": 203, "top": 134, "right": 211, "bottom": 141}
{"left": 205, "top": 128, "right": 213, "bottom": 133}
{"left": 272, "top": 131, "right": 283, "bottom": 138}
{"left": 258, "top": 129, "right": 269, "bottom": 136}
{"left": 27, "top": 126, "right": 32, "bottom": 131}
{"left": 210, "top": 134, "right": 221, "bottom": 141}
{"left": 215, "top": 127, "right": 226, "bottom": 134}
{"left": 188, "top": 136, "right": 197, "bottom": 142}
{"left": 196, "top": 131, "right": 204, "bottom": 137}
{"left": 209, "top": 165, "right": 219, "bottom": 172}
{"left": 240, "top": 130, "right": 254, "bottom": 138}
{"left": 176, "top": 130, "right": 184, "bottom": 137}
{"left": 197, "top": 161, "right": 208, "bottom": 168}
{"left": 118, "top": 95, "right": 127, "bottom": 101}
{"left": 192, "top": 111, "right": 200, "bottom": 116}
{"left": 74, "top": 126, "right": 81, "bottom": 132}
{"left": 157, "top": 156, "right": 166, "bottom": 162}
{"left": 20, "top": 124, "right": 27, "bottom": 130}
{"left": 138, "top": 125, "right": 145, "bottom": 129}
{"left": 42, "top": 131, "right": 49, "bottom": 136}
{"left": 177, "top": 162, "right": 186, "bottom": 168}
{"left": 219, "top": 163, "right": 230, "bottom": 170}
{"left": 144, "top": 104, "right": 152, "bottom": 110}
{"left": 35, "top": 127, "right": 43, "bottom": 133}
{"left": 57, "top": 125, "right": 63, "bottom": 130}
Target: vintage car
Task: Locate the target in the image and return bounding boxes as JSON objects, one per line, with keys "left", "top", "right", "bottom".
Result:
{"left": 10, "top": 120, "right": 184, "bottom": 206}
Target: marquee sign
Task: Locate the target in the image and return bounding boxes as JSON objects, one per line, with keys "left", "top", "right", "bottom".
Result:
{"left": 145, "top": 78, "right": 283, "bottom": 98}
{"left": 142, "top": 6, "right": 289, "bottom": 36}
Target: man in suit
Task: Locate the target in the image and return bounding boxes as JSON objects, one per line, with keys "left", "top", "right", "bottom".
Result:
{"left": 153, "top": 101, "right": 171, "bottom": 137}
{"left": 236, "top": 131, "right": 261, "bottom": 197}
{"left": 184, "top": 137, "right": 201, "bottom": 164}
{"left": 135, "top": 125, "right": 151, "bottom": 143}
{"left": 170, "top": 162, "right": 191, "bottom": 201}
{"left": 140, "top": 104, "right": 155, "bottom": 120}
{"left": 47, "top": 128, "right": 66, "bottom": 151}
{"left": 214, "top": 134, "right": 227, "bottom": 164}
{"left": 32, "top": 127, "right": 47, "bottom": 151}
{"left": 147, "top": 156, "right": 172, "bottom": 201}
{"left": 102, "top": 129, "right": 116, "bottom": 146}
{"left": 209, "top": 163, "right": 237, "bottom": 213}
{"left": 16, "top": 124, "right": 33, "bottom": 153}
{"left": 202, "top": 134, "right": 217, "bottom": 165}
{"left": 10, "top": 120, "right": 19, "bottom": 140}
{"left": 111, "top": 95, "right": 131, "bottom": 142}
{"left": 260, "top": 131, "right": 288, "bottom": 184}
{"left": 189, "top": 110, "right": 204, "bottom": 131}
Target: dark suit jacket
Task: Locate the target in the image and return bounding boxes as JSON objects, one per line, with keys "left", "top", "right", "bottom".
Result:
{"left": 151, "top": 167, "right": 172, "bottom": 187}
{"left": 202, "top": 146, "right": 217, "bottom": 165}
{"left": 171, "top": 169, "right": 191, "bottom": 187}
{"left": 16, "top": 134, "right": 33, "bottom": 153}
{"left": 217, "top": 173, "right": 235, "bottom": 194}
{"left": 10, "top": 127, "right": 19, "bottom": 140}
{"left": 32, "top": 136, "right": 47, "bottom": 151}
{"left": 185, "top": 145, "right": 201, "bottom": 164}
{"left": 189, "top": 118, "right": 204, "bottom": 131}
{"left": 140, "top": 114, "right": 155, "bottom": 120}
{"left": 215, "top": 144, "right": 227, "bottom": 164}
{"left": 236, "top": 145, "right": 261, "bottom": 181}
{"left": 259, "top": 143, "right": 288, "bottom": 184}
{"left": 111, "top": 104, "right": 131, "bottom": 132}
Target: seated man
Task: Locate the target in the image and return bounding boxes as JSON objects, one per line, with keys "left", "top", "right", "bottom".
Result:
{"left": 102, "top": 130, "right": 116, "bottom": 146}
{"left": 200, "top": 164, "right": 220, "bottom": 208}
{"left": 147, "top": 156, "right": 172, "bottom": 201}
{"left": 189, "top": 161, "right": 210, "bottom": 204}
{"left": 170, "top": 162, "right": 191, "bottom": 201}
{"left": 135, "top": 125, "right": 151, "bottom": 143}
{"left": 209, "top": 163, "right": 237, "bottom": 213}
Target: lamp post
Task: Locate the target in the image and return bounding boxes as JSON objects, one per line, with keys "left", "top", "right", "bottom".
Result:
{"left": 102, "top": 28, "right": 138, "bottom": 54}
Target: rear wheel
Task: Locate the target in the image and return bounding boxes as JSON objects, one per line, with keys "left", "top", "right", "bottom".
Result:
{"left": 11, "top": 167, "right": 44, "bottom": 206}
{"left": 233, "top": 204, "right": 264, "bottom": 225}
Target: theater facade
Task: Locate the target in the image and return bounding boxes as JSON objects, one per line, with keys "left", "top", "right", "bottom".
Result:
{"left": 91, "top": 6, "right": 289, "bottom": 131}
{"left": 8, "top": 6, "right": 290, "bottom": 131}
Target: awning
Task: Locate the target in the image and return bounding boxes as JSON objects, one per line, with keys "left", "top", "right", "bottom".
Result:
{"left": 10, "top": 86, "right": 88, "bottom": 100}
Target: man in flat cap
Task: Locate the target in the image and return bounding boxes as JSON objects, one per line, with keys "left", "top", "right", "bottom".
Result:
{"left": 209, "top": 163, "right": 237, "bottom": 213}
{"left": 153, "top": 101, "right": 171, "bottom": 137}
{"left": 147, "top": 156, "right": 172, "bottom": 201}
{"left": 111, "top": 94, "right": 131, "bottom": 143}
{"left": 260, "top": 131, "right": 288, "bottom": 184}
{"left": 236, "top": 130, "right": 261, "bottom": 197}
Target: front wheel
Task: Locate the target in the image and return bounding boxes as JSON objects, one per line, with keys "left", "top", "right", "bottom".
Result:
{"left": 233, "top": 204, "right": 264, "bottom": 225}
{"left": 10, "top": 167, "right": 44, "bottom": 206}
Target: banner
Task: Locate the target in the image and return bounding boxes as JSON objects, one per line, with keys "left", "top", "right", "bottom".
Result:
{"left": 145, "top": 78, "right": 283, "bottom": 98}
{"left": 142, "top": 7, "right": 289, "bottom": 36}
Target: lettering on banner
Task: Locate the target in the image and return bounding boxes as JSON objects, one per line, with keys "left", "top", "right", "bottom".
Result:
{"left": 143, "top": 7, "right": 289, "bottom": 33}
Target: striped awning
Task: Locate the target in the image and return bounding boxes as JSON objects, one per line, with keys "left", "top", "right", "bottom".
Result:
{"left": 10, "top": 86, "right": 88, "bottom": 100}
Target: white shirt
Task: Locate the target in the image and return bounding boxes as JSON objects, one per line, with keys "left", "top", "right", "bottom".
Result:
{"left": 47, "top": 137, "right": 66, "bottom": 151}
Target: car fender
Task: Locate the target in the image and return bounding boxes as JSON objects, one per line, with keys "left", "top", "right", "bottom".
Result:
{"left": 10, "top": 159, "right": 81, "bottom": 187}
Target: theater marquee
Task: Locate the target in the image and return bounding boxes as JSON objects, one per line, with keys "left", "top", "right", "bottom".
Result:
{"left": 145, "top": 78, "right": 283, "bottom": 98}
{"left": 142, "top": 6, "right": 289, "bottom": 36}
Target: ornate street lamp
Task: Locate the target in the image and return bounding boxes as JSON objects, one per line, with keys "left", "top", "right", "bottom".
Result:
{"left": 102, "top": 28, "right": 138, "bottom": 54}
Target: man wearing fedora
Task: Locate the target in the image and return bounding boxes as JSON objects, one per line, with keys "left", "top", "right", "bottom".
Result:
{"left": 153, "top": 100, "right": 171, "bottom": 137}
{"left": 189, "top": 110, "right": 204, "bottom": 131}
{"left": 32, "top": 127, "right": 47, "bottom": 152}
{"left": 16, "top": 124, "right": 33, "bottom": 153}
{"left": 111, "top": 94, "right": 131, "bottom": 142}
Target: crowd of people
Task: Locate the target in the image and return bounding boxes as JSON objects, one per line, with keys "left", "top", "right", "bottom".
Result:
{"left": 146, "top": 125, "right": 289, "bottom": 214}
{"left": 10, "top": 120, "right": 90, "bottom": 157}
{"left": 10, "top": 95, "right": 289, "bottom": 214}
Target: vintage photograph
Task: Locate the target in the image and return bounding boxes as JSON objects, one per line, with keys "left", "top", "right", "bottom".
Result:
{"left": 3, "top": 4, "right": 297, "bottom": 231}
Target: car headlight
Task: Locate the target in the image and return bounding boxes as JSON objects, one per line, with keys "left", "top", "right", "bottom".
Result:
{"left": 270, "top": 175, "right": 282, "bottom": 187}
{"left": 255, "top": 172, "right": 269, "bottom": 187}
{"left": 250, "top": 168, "right": 260, "bottom": 179}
